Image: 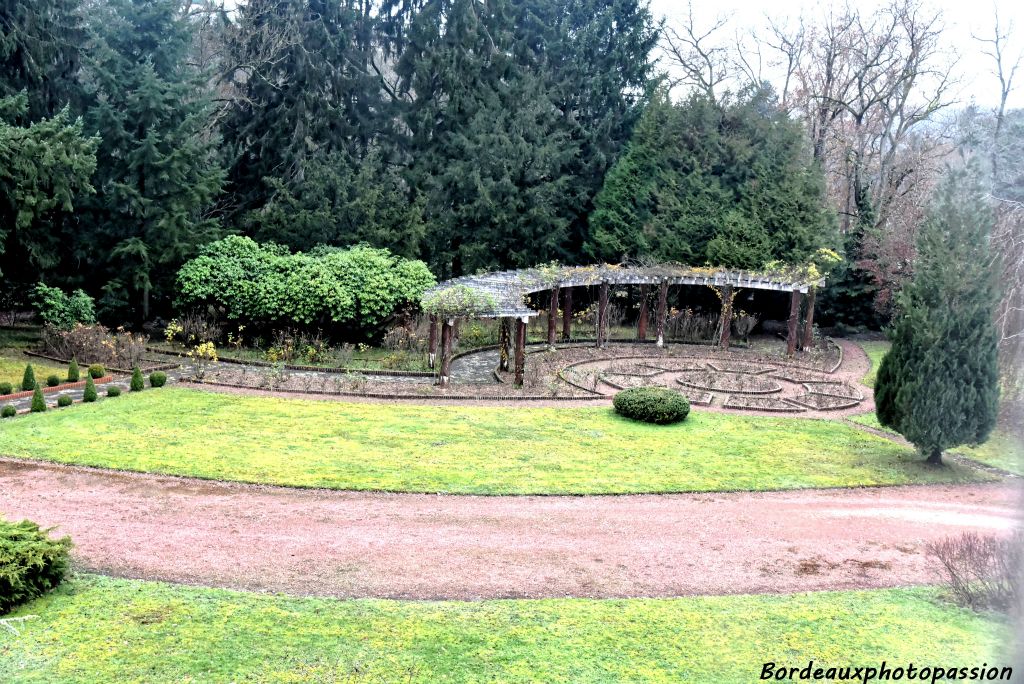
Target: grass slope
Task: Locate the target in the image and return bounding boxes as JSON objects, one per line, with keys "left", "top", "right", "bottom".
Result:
{"left": 0, "top": 388, "right": 987, "bottom": 494}
{"left": 0, "top": 328, "right": 65, "bottom": 389}
{"left": 0, "top": 576, "right": 1010, "bottom": 684}
{"left": 857, "top": 340, "right": 891, "bottom": 388}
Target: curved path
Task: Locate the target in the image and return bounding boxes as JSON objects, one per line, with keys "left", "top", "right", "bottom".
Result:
{"left": 1, "top": 458, "right": 1018, "bottom": 600}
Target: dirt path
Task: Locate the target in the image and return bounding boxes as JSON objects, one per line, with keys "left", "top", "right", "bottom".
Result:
{"left": 1, "top": 458, "right": 1018, "bottom": 600}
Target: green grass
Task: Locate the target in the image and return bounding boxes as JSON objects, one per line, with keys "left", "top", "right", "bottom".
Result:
{"left": 0, "top": 326, "right": 65, "bottom": 390}
{"left": 0, "top": 388, "right": 989, "bottom": 494}
{"left": 0, "top": 576, "right": 1010, "bottom": 684}
{"left": 857, "top": 340, "right": 891, "bottom": 388}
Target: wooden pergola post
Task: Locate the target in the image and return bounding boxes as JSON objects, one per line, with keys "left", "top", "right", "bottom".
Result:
{"left": 596, "top": 281, "right": 609, "bottom": 348}
{"left": 439, "top": 317, "right": 454, "bottom": 386}
{"left": 513, "top": 316, "right": 527, "bottom": 387}
{"left": 637, "top": 284, "right": 649, "bottom": 341}
{"left": 655, "top": 280, "right": 668, "bottom": 347}
{"left": 498, "top": 317, "right": 511, "bottom": 372}
{"left": 719, "top": 285, "right": 734, "bottom": 350}
{"left": 561, "top": 287, "right": 573, "bottom": 342}
{"left": 427, "top": 314, "right": 438, "bottom": 369}
{"left": 802, "top": 287, "right": 816, "bottom": 351}
{"left": 787, "top": 290, "right": 802, "bottom": 357}
{"left": 547, "top": 285, "right": 560, "bottom": 350}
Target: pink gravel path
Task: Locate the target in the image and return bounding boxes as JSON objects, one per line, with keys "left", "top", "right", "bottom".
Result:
{"left": 1, "top": 458, "right": 1019, "bottom": 600}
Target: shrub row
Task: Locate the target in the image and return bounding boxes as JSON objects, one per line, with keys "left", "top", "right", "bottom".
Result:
{"left": 2, "top": 368, "right": 166, "bottom": 417}
{"left": 0, "top": 362, "right": 104, "bottom": 398}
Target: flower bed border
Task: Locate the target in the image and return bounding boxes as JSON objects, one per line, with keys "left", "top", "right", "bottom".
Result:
{"left": 723, "top": 395, "right": 807, "bottom": 412}
{"left": 0, "top": 375, "right": 115, "bottom": 401}
{"left": 676, "top": 373, "right": 783, "bottom": 396}
{"left": 146, "top": 346, "right": 434, "bottom": 378}
{"left": 22, "top": 350, "right": 177, "bottom": 374}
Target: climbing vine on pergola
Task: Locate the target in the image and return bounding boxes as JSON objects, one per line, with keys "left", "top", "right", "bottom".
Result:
{"left": 422, "top": 262, "right": 828, "bottom": 387}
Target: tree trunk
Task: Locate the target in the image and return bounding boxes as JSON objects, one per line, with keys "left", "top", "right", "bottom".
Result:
{"left": 655, "top": 280, "right": 668, "bottom": 347}
{"left": 497, "top": 318, "right": 511, "bottom": 372}
{"left": 787, "top": 290, "right": 802, "bottom": 357}
{"left": 428, "top": 315, "right": 438, "bottom": 369}
{"left": 561, "top": 288, "right": 573, "bottom": 341}
{"left": 514, "top": 317, "right": 527, "bottom": 387}
{"left": 637, "top": 285, "right": 649, "bottom": 341}
{"left": 597, "top": 281, "right": 609, "bottom": 348}
{"left": 438, "top": 319, "right": 454, "bottom": 386}
{"left": 802, "top": 287, "right": 817, "bottom": 351}
{"left": 719, "top": 285, "right": 733, "bottom": 349}
{"left": 547, "top": 286, "right": 559, "bottom": 349}
{"left": 926, "top": 449, "right": 943, "bottom": 465}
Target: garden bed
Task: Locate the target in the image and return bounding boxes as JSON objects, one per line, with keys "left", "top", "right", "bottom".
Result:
{"left": 0, "top": 375, "right": 114, "bottom": 401}
{"left": 23, "top": 350, "right": 176, "bottom": 374}
{"left": 676, "top": 371, "right": 783, "bottom": 395}
{"left": 723, "top": 395, "right": 806, "bottom": 412}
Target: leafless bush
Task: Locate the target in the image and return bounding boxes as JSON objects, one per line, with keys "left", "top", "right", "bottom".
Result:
{"left": 41, "top": 324, "right": 148, "bottom": 367}
{"left": 666, "top": 310, "right": 719, "bottom": 343}
{"left": 178, "top": 309, "right": 223, "bottom": 345}
{"left": 926, "top": 531, "right": 1023, "bottom": 611}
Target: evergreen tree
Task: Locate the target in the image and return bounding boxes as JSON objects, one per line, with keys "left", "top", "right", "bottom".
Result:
{"left": 78, "top": 0, "right": 224, "bottom": 321}
{"left": 875, "top": 169, "right": 1001, "bottom": 464}
{"left": 21, "top": 364, "right": 34, "bottom": 392}
{"left": 67, "top": 359, "right": 80, "bottom": 383}
{"left": 30, "top": 384, "right": 45, "bottom": 412}
{"left": 588, "top": 86, "right": 834, "bottom": 268}
{"left": 83, "top": 375, "right": 97, "bottom": 403}
{"left": 130, "top": 366, "right": 144, "bottom": 392}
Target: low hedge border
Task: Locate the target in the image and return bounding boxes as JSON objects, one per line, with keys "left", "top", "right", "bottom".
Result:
{"left": 146, "top": 346, "right": 434, "bottom": 378}
{"left": 0, "top": 376, "right": 114, "bottom": 401}
{"left": 22, "top": 350, "right": 177, "bottom": 375}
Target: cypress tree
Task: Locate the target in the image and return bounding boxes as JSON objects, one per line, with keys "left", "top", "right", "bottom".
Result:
{"left": 67, "top": 359, "right": 80, "bottom": 383}
{"left": 875, "top": 169, "right": 1001, "bottom": 464}
{"left": 21, "top": 364, "right": 34, "bottom": 391}
{"left": 83, "top": 375, "right": 97, "bottom": 402}
{"left": 130, "top": 366, "right": 144, "bottom": 392}
{"left": 30, "top": 384, "right": 46, "bottom": 412}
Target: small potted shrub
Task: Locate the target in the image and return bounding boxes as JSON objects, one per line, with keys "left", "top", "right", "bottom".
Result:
{"left": 67, "top": 359, "right": 80, "bottom": 382}
{"left": 88, "top": 364, "right": 105, "bottom": 379}
{"left": 21, "top": 364, "right": 35, "bottom": 391}
{"left": 57, "top": 395, "right": 73, "bottom": 408}
{"left": 30, "top": 384, "right": 46, "bottom": 413}
{"left": 83, "top": 375, "right": 97, "bottom": 403}
{"left": 106, "top": 385, "right": 122, "bottom": 398}
{"left": 613, "top": 387, "right": 690, "bottom": 425}
{"left": 46, "top": 374, "right": 61, "bottom": 387}
{"left": 130, "top": 366, "right": 144, "bottom": 392}
{"left": 149, "top": 371, "right": 167, "bottom": 388}
{"left": 0, "top": 382, "right": 12, "bottom": 395}
{"left": 1, "top": 405, "right": 15, "bottom": 418}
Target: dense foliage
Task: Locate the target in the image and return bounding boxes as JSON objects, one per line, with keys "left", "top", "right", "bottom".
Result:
{"left": 32, "top": 284, "right": 96, "bottom": 330}
{"left": 176, "top": 237, "right": 436, "bottom": 338}
{"left": 613, "top": 387, "right": 690, "bottom": 424}
{"left": 149, "top": 371, "right": 167, "bottom": 388}
{"left": 875, "top": 170, "right": 1001, "bottom": 464}
{"left": 0, "top": 517, "right": 71, "bottom": 613}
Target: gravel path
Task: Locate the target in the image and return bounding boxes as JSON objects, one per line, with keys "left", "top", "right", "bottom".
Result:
{"left": 1, "top": 458, "right": 1017, "bottom": 600}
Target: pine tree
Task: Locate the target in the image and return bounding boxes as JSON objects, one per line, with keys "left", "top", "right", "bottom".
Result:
{"left": 67, "top": 359, "right": 80, "bottom": 383}
{"left": 875, "top": 169, "right": 1001, "bottom": 464}
{"left": 83, "top": 375, "right": 97, "bottom": 403}
{"left": 130, "top": 366, "right": 144, "bottom": 392}
{"left": 30, "top": 384, "right": 45, "bottom": 412}
{"left": 21, "top": 364, "right": 34, "bottom": 391}
{"left": 77, "top": 0, "right": 224, "bottom": 321}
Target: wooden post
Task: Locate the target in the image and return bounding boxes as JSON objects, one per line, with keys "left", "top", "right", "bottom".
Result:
{"left": 547, "top": 285, "right": 559, "bottom": 349}
{"left": 427, "top": 314, "right": 438, "bottom": 369}
{"left": 561, "top": 287, "right": 573, "bottom": 342}
{"left": 439, "top": 318, "right": 454, "bottom": 386}
{"left": 498, "top": 318, "right": 511, "bottom": 372}
{"left": 514, "top": 316, "right": 527, "bottom": 387}
{"left": 637, "top": 284, "right": 649, "bottom": 341}
{"left": 787, "top": 290, "right": 802, "bottom": 357}
{"left": 719, "top": 285, "right": 733, "bottom": 350}
{"left": 452, "top": 318, "right": 460, "bottom": 349}
{"left": 596, "top": 281, "right": 609, "bottom": 348}
{"left": 802, "top": 287, "right": 816, "bottom": 351}
{"left": 655, "top": 280, "right": 668, "bottom": 347}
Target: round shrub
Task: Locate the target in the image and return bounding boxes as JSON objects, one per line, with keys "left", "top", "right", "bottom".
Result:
{"left": 130, "top": 366, "right": 144, "bottom": 392}
{"left": 88, "top": 363, "right": 105, "bottom": 379}
{"left": 46, "top": 374, "right": 61, "bottom": 387}
{"left": 0, "top": 517, "right": 72, "bottom": 613}
{"left": 106, "top": 385, "right": 122, "bottom": 398}
{"left": 67, "top": 358, "right": 80, "bottom": 382}
{"left": 613, "top": 387, "right": 690, "bottom": 425}
{"left": 0, "top": 381, "right": 12, "bottom": 395}
{"left": 83, "top": 375, "right": 97, "bottom": 403}
{"left": 149, "top": 371, "right": 167, "bottom": 388}
{"left": 57, "top": 395, "right": 73, "bottom": 408}
{"left": 1, "top": 405, "right": 15, "bottom": 418}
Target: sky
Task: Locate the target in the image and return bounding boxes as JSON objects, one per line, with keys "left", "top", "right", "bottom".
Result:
{"left": 648, "top": 0, "right": 1024, "bottom": 109}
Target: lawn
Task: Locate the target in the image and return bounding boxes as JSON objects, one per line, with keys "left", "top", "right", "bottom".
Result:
{"left": 0, "top": 576, "right": 1010, "bottom": 684}
{"left": 857, "top": 340, "right": 891, "bottom": 388}
{"left": 0, "top": 388, "right": 988, "bottom": 494}
{"left": 0, "top": 327, "right": 65, "bottom": 389}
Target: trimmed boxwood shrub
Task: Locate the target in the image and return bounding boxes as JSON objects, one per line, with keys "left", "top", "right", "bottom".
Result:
{"left": 0, "top": 517, "right": 72, "bottom": 613}
{"left": 130, "top": 366, "right": 144, "bottom": 392}
{"left": 1, "top": 405, "right": 15, "bottom": 418}
{"left": 106, "top": 385, "right": 121, "bottom": 397}
{"left": 88, "top": 364, "right": 105, "bottom": 379}
{"left": 67, "top": 358, "right": 80, "bottom": 382}
{"left": 57, "top": 395, "right": 73, "bottom": 408}
{"left": 21, "top": 364, "right": 35, "bottom": 391}
{"left": 149, "top": 371, "right": 167, "bottom": 388}
{"left": 83, "top": 375, "right": 97, "bottom": 402}
{"left": 30, "top": 385, "right": 46, "bottom": 413}
{"left": 46, "top": 374, "right": 61, "bottom": 387}
{"left": 613, "top": 387, "right": 690, "bottom": 425}
{"left": 0, "top": 382, "right": 12, "bottom": 395}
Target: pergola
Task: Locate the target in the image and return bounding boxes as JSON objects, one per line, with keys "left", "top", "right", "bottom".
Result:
{"left": 422, "top": 264, "right": 825, "bottom": 386}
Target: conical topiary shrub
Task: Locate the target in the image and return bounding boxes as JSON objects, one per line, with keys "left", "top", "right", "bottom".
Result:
{"left": 30, "top": 384, "right": 46, "bottom": 413}
{"left": 68, "top": 359, "right": 80, "bottom": 383}
{"left": 83, "top": 375, "right": 97, "bottom": 403}
{"left": 130, "top": 366, "right": 144, "bottom": 392}
{"left": 21, "top": 364, "right": 35, "bottom": 391}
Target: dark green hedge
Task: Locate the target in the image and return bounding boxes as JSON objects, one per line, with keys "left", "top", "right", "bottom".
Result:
{"left": 613, "top": 387, "right": 690, "bottom": 425}
{"left": 0, "top": 518, "right": 71, "bottom": 613}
